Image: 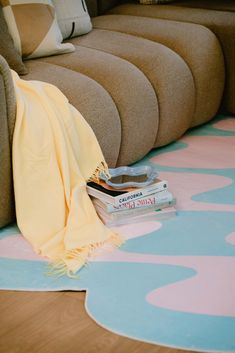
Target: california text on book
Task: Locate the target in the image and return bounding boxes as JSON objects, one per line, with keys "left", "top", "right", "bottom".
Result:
{"left": 87, "top": 178, "right": 168, "bottom": 207}
{"left": 91, "top": 189, "right": 174, "bottom": 213}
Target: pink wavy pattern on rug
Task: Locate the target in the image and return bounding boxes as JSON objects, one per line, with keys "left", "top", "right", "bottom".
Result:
{"left": 111, "top": 221, "right": 162, "bottom": 240}
{"left": 146, "top": 255, "right": 235, "bottom": 317}
{"left": 0, "top": 235, "right": 48, "bottom": 262}
{"left": 151, "top": 136, "right": 235, "bottom": 169}
{"left": 89, "top": 221, "right": 162, "bottom": 258}
{"left": 1, "top": 227, "right": 235, "bottom": 317}
{"left": 213, "top": 118, "right": 235, "bottom": 132}
{"left": 225, "top": 232, "right": 235, "bottom": 245}
{"left": 0, "top": 222, "right": 162, "bottom": 261}
{"left": 92, "top": 249, "right": 235, "bottom": 317}
{"left": 158, "top": 171, "right": 235, "bottom": 211}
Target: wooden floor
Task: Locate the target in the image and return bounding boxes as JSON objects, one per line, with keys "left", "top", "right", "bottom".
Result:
{"left": 0, "top": 290, "right": 195, "bottom": 353}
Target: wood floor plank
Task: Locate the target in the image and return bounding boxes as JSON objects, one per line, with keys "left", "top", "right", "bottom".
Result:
{"left": 0, "top": 290, "right": 194, "bottom": 353}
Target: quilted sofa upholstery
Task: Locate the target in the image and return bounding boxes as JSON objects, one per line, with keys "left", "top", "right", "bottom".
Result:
{"left": 0, "top": 0, "right": 234, "bottom": 227}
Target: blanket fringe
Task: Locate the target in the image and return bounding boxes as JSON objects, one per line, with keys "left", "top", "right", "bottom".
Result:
{"left": 47, "top": 233, "right": 124, "bottom": 278}
{"left": 87, "top": 160, "right": 111, "bottom": 184}
{"left": 47, "top": 162, "right": 121, "bottom": 277}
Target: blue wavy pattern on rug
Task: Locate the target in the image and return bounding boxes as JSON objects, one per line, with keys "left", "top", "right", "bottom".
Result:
{"left": 0, "top": 115, "right": 235, "bottom": 352}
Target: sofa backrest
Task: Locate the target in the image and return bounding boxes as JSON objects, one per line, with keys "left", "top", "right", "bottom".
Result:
{"left": 86, "top": 0, "right": 120, "bottom": 16}
{"left": 0, "top": 55, "right": 16, "bottom": 228}
{"left": 86, "top": 0, "right": 235, "bottom": 16}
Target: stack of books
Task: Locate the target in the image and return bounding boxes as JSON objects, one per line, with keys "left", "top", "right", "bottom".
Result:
{"left": 87, "top": 176, "right": 176, "bottom": 227}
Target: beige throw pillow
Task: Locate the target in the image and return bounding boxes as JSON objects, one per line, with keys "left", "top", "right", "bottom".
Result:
{"left": 52, "top": 0, "right": 92, "bottom": 39}
{"left": 0, "top": 0, "right": 75, "bottom": 59}
{"left": 0, "top": 4, "right": 28, "bottom": 74}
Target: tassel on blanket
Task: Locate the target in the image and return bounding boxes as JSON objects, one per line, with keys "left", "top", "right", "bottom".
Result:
{"left": 48, "top": 233, "right": 124, "bottom": 278}
{"left": 87, "top": 161, "right": 111, "bottom": 184}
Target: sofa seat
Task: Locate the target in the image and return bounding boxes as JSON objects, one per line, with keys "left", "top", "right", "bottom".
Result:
{"left": 26, "top": 36, "right": 194, "bottom": 164}
{"left": 23, "top": 16, "right": 225, "bottom": 165}
{"left": 0, "top": 56, "right": 16, "bottom": 227}
{"left": 0, "top": 0, "right": 231, "bottom": 228}
{"left": 69, "top": 29, "right": 195, "bottom": 148}
{"left": 23, "top": 60, "right": 122, "bottom": 167}
{"left": 92, "top": 15, "right": 225, "bottom": 127}
{"left": 24, "top": 47, "right": 159, "bottom": 167}
{"left": 108, "top": 1, "right": 235, "bottom": 114}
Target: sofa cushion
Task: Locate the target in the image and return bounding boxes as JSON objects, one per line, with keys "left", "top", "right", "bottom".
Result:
{"left": 0, "top": 0, "right": 74, "bottom": 59}
{"left": 92, "top": 14, "right": 225, "bottom": 127}
{"left": 23, "top": 60, "right": 122, "bottom": 167}
{"left": 0, "top": 73, "right": 15, "bottom": 227}
{"left": 0, "top": 4, "right": 27, "bottom": 74}
{"left": 108, "top": 2, "right": 235, "bottom": 114}
{"left": 52, "top": 0, "right": 92, "bottom": 39}
{"left": 69, "top": 29, "right": 195, "bottom": 147}
{"left": 0, "top": 55, "right": 16, "bottom": 227}
{"left": 32, "top": 46, "right": 159, "bottom": 166}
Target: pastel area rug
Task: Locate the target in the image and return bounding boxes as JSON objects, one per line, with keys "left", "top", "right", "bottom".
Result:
{"left": 1, "top": 115, "right": 235, "bottom": 353}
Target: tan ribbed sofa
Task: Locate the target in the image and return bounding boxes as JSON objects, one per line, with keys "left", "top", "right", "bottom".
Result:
{"left": 0, "top": 0, "right": 235, "bottom": 227}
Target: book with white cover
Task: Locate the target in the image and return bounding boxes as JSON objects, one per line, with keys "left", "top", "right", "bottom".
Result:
{"left": 91, "top": 189, "right": 175, "bottom": 213}
{"left": 87, "top": 178, "right": 168, "bottom": 207}
{"left": 95, "top": 205, "right": 177, "bottom": 227}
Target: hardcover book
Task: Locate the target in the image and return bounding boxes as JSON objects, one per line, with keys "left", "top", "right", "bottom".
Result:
{"left": 87, "top": 178, "right": 168, "bottom": 207}
{"left": 91, "top": 189, "right": 175, "bottom": 213}
{"left": 95, "top": 205, "right": 177, "bottom": 227}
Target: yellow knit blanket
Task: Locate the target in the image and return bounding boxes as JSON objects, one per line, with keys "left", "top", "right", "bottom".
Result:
{"left": 12, "top": 71, "right": 123, "bottom": 276}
